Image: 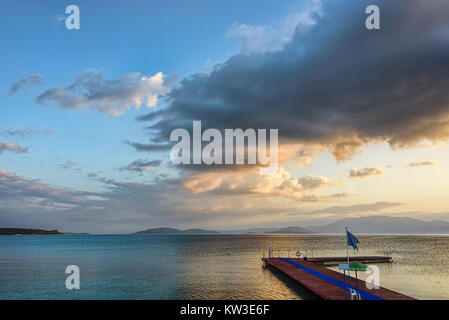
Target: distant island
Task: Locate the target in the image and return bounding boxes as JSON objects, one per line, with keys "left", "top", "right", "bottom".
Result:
{"left": 133, "top": 227, "right": 220, "bottom": 235}
{"left": 0, "top": 228, "right": 63, "bottom": 235}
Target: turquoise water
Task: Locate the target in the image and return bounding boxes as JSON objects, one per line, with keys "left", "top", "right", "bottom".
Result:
{"left": 0, "top": 234, "right": 448, "bottom": 299}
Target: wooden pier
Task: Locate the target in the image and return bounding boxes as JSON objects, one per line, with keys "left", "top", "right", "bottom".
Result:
{"left": 262, "top": 257, "right": 415, "bottom": 300}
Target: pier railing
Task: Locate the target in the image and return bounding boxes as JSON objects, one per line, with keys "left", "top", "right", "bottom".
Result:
{"left": 262, "top": 249, "right": 395, "bottom": 266}
{"left": 262, "top": 248, "right": 314, "bottom": 259}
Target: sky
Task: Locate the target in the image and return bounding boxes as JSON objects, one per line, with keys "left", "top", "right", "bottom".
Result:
{"left": 1, "top": 0, "right": 449, "bottom": 233}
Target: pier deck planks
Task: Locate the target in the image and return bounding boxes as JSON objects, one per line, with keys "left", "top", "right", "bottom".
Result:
{"left": 262, "top": 257, "right": 415, "bottom": 300}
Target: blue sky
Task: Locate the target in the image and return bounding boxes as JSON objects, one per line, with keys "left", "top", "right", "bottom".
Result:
{"left": 0, "top": 0, "right": 310, "bottom": 190}
{"left": 2, "top": 0, "right": 449, "bottom": 233}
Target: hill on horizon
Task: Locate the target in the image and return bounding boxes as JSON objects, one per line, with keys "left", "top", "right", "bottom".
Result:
{"left": 309, "top": 215, "right": 449, "bottom": 234}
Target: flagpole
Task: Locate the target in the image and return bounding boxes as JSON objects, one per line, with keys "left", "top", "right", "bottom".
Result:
{"left": 345, "top": 227, "right": 350, "bottom": 265}
{"left": 346, "top": 242, "right": 349, "bottom": 265}
{"left": 345, "top": 226, "right": 350, "bottom": 299}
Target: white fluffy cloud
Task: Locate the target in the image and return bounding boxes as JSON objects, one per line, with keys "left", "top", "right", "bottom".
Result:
{"left": 36, "top": 70, "right": 171, "bottom": 116}
{"left": 225, "top": 0, "right": 322, "bottom": 53}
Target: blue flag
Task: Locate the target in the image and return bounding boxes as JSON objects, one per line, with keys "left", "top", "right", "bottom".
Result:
{"left": 346, "top": 228, "right": 359, "bottom": 251}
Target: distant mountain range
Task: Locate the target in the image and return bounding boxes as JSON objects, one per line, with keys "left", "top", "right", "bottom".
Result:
{"left": 308, "top": 216, "right": 449, "bottom": 234}
{"left": 133, "top": 227, "right": 220, "bottom": 235}
{"left": 4, "top": 215, "right": 449, "bottom": 236}
{"left": 134, "top": 226, "right": 312, "bottom": 235}
{"left": 1, "top": 215, "right": 426, "bottom": 236}
{"left": 134, "top": 216, "right": 449, "bottom": 235}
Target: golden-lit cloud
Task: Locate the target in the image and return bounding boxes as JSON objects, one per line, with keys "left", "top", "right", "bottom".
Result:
{"left": 182, "top": 166, "right": 340, "bottom": 200}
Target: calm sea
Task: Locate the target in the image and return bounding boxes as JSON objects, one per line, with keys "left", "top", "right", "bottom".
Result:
{"left": 0, "top": 234, "right": 448, "bottom": 300}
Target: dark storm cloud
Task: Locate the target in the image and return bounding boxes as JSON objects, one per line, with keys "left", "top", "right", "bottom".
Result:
{"left": 137, "top": 0, "right": 449, "bottom": 161}
{"left": 8, "top": 74, "right": 43, "bottom": 95}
